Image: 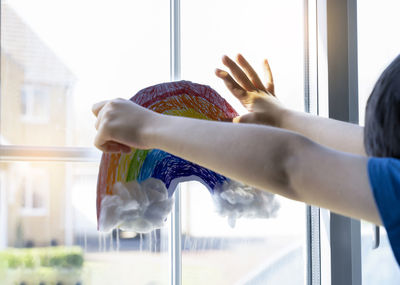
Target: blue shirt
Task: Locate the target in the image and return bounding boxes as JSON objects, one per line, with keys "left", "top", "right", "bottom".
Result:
{"left": 368, "top": 157, "right": 400, "bottom": 266}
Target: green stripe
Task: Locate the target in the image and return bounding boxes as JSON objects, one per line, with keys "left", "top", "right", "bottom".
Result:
{"left": 126, "top": 149, "right": 150, "bottom": 182}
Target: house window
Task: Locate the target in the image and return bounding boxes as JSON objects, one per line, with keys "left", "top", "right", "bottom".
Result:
{"left": 20, "top": 85, "right": 50, "bottom": 123}
{"left": 20, "top": 168, "right": 49, "bottom": 216}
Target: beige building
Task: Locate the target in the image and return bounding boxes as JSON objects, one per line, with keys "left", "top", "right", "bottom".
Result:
{"left": 0, "top": 4, "right": 75, "bottom": 248}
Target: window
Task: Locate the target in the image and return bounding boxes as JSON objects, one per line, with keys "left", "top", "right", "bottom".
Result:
{"left": 20, "top": 167, "right": 49, "bottom": 215}
{"left": 0, "top": 0, "right": 319, "bottom": 284}
{"left": 1, "top": 1, "right": 171, "bottom": 284}
{"left": 0, "top": 0, "right": 169, "bottom": 147}
{"left": 357, "top": 0, "right": 400, "bottom": 283}
{"left": 20, "top": 85, "right": 51, "bottom": 123}
{"left": 179, "top": 0, "right": 307, "bottom": 283}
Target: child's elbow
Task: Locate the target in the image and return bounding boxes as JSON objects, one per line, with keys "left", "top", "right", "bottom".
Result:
{"left": 280, "top": 134, "right": 316, "bottom": 202}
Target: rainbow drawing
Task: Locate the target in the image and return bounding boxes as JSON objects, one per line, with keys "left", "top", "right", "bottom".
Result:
{"left": 97, "top": 81, "right": 241, "bottom": 228}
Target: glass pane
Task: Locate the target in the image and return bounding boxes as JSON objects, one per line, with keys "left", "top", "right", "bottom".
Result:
{"left": 0, "top": 0, "right": 169, "bottom": 147}
{"left": 361, "top": 223, "right": 400, "bottom": 284}
{"left": 358, "top": 0, "right": 400, "bottom": 125}
{"left": 181, "top": 1, "right": 305, "bottom": 282}
{"left": 181, "top": 0, "right": 304, "bottom": 113}
{"left": 358, "top": 1, "right": 400, "bottom": 283}
{"left": 181, "top": 182, "right": 305, "bottom": 285}
{"left": 0, "top": 161, "right": 170, "bottom": 285}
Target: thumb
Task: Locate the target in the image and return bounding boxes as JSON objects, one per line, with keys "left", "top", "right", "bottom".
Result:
{"left": 232, "top": 113, "right": 258, "bottom": 124}
{"left": 263, "top": 59, "right": 275, "bottom": 96}
{"left": 92, "top": 100, "right": 108, "bottom": 117}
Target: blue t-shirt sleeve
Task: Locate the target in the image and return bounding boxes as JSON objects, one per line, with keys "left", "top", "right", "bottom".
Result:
{"left": 368, "top": 157, "right": 400, "bottom": 265}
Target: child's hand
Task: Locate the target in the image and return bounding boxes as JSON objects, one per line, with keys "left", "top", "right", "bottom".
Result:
{"left": 92, "top": 98, "right": 157, "bottom": 153}
{"left": 216, "top": 54, "right": 286, "bottom": 127}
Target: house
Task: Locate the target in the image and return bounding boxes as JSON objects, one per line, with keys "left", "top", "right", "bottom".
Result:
{"left": 0, "top": 4, "right": 75, "bottom": 248}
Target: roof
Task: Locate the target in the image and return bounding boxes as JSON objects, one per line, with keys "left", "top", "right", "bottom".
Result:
{"left": 1, "top": 4, "right": 75, "bottom": 86}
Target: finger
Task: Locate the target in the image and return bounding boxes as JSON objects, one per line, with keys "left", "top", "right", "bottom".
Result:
{"left": 232, "top": 116, "right": 241, "bottom": 123}
{"left": 232, "top": 113, "right": 257, "bottom": 124}
{"left": 263, "top": 59, "right": 275, "bottom": 95}
{"left": 94, "top": 103, "right": 108, "bottom": 130}
{"left": 220, "top": 117, "right": 234, "bottom": 122}
{"left": 94, "top": 126, "right": 109, "bottom": 152}
{"left": 236, "top": 54, "right": 267, "bottom": 92}
{"left": 92, "top": 100, "right": 108, "bottom": 116}
{"left": 222, "top": 55, "right": 256, "bottom": 91}
{"left": 215, "top": 69, "right": 247, "bottom": 100}
{"left": 102, "top": 141, "right": 132, "bottom": 153}
{"left": 95, "top": 118, "right": 100, "bottom": 130}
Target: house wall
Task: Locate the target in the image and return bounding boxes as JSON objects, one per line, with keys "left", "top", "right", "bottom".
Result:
{"left": 1, "top": 28, "right": 72, "bottom": 248}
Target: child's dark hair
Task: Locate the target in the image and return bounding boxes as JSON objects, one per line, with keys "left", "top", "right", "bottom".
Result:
{"left": 364, "top": 54, "right": 400, "bottom": 158}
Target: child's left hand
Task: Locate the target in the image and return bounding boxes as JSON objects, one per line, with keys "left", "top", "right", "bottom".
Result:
{"left": 216, "top": 54, "right": 285, "bottom": 127}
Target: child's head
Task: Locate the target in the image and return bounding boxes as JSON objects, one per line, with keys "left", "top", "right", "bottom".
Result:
{"left": 364, "top": 54, "right": 400, "bottom": 158}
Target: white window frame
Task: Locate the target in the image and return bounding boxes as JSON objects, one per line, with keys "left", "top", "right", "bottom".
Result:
{"left": 169, "top": 1, "right": 182, "bottom": 284}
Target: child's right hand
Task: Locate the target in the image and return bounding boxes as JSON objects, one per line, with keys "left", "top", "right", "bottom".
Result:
{"left": 216, "top": 54, "right": 287, "bottom": 127}
{"left": 92, "top": 98, "right": 158, "bottom": 153}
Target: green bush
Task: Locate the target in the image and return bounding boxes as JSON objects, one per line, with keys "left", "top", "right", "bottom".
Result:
{"left": 0, "top": 246, "right": 84, "bottom": 269}
{"left": 0, "top": 247, "right": 87, "bottom": 285}
{"left": 0, "top": 251, "right": 23, "bottom": 268}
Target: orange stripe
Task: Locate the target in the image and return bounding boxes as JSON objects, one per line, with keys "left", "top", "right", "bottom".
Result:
{"left": 106, "top": 153, "right": 121, "bottom": 195}
{"left": 148, "top": 94, "right": 226, "bottom": 120}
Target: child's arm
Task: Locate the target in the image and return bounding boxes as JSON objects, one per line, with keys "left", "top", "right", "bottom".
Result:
{"left": 92, "top": 99, "right": 380, "bottom": 225}
{"left": 216, "top": 54, "right": 366, "bottom": 156}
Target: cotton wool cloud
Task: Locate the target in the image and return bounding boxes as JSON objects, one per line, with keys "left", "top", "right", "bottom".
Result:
{"left": 99, "top": 177, "right": 279, "bottom": 233}
{"left": 99, "top": 178, "right": 174, "bottom": 233}
{"left": 212, "top": 180, "right": 280, "bottom": 227}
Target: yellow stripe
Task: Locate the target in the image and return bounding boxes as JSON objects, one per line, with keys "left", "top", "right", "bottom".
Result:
{"left": 163, "top": 108, "right": 211, "bottom": 120}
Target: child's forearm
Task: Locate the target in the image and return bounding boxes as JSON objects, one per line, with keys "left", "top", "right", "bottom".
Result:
{"left": 148, "top": 114, "right": 301, "bottom": 200}
{"left": 93, "top": 99, "right": 379, "bottom": 223}
{"left": 276, "top": 109, "right": 366, "bottom": 156}
{"left": 147, "top": 114, "right": 380, "bottom": 224}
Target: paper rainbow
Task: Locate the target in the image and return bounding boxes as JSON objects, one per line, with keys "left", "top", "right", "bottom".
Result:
{"left": 97, "top": 81, "right": 242, "bottom": 228}
{"left": 97, "top": 81, "right": 279, "bottom": 232}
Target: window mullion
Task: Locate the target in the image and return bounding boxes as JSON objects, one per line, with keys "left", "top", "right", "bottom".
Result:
{"left": 305, "top": 0, "right": 322, "bottom": 284}
{"left": 169, "top": 0, "right": 182, "bottom": 285}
